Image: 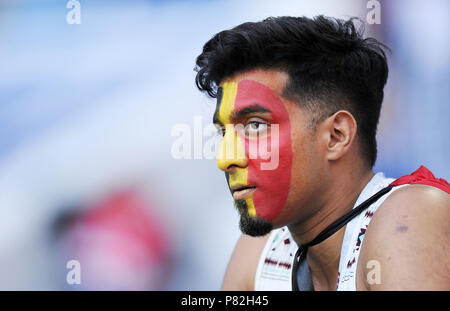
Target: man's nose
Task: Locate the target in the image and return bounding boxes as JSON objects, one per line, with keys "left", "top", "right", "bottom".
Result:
{"left": 217, "top": 125, "right": 248, "bottom": 172}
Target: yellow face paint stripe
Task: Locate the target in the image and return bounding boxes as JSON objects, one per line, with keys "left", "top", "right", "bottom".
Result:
{"left": 218, "top": 81, "right": 237, "bottom": 124}
{"left": 217, "top": 82, "right": 256, "bottom": 218}
{"left": 245, "top": 198, "right": 256, "bottom": 217}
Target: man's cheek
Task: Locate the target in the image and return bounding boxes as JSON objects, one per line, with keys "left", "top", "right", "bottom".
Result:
{"left": 245, "top": 127, "right": 292, "bottom": 221}
{"left": 260, "top": 124, "right": 280, "bottom": 171}
{"left": 244, "top": 124, "right": 279, "bottom": 166}
{"left": 245, "top": 124, "right": 290, "bottom": 176}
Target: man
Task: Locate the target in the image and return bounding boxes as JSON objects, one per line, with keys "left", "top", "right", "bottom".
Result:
{"left": 194, "top": 16, "right": 449, "bottom": 290}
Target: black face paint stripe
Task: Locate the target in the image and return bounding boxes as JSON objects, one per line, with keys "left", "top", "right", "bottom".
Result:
{"left": 217, "top": 89, "right": 231, "bottom": 194}
{"left": 225, "top": 172, "right": 231, "bottom": 192}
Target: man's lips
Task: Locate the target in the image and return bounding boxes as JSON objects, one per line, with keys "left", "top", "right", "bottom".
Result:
{"left": 230, "top": 184, "right": 257, "bottom": 200}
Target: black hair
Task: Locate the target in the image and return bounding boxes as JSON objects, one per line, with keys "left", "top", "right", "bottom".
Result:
{"left": 195, "top": 15, "right": 390, "bottom": 167}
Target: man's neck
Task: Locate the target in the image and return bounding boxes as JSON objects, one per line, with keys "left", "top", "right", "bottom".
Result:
{"left": 288, "top": 168, "right": 375, "bottom": 290}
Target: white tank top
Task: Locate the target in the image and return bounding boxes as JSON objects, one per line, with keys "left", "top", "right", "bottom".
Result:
{"left": 254, "top": 172, "right": 409, "bottom": 291}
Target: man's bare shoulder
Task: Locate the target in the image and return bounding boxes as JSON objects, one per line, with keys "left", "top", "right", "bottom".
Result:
{"left": 357, "top": 184, "right": 450, "bottom": 290}
{"left": 222, "top": 233, "right": 271, "bottom": 291}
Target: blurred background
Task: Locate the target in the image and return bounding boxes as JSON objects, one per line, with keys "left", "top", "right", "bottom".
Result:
{"left": 0, "top": 0, "right": 448, "bottom": 290}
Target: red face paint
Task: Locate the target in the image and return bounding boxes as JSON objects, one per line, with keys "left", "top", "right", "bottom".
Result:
{"left": 234, "top": 80, "right": 293, "bottom": 221}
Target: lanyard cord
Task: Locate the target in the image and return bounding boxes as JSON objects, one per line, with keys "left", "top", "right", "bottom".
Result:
{"left": 291, "top": 185, "right": 393, "bottom": 291}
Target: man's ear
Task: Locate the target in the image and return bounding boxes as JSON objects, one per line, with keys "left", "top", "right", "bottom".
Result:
{"left": 319, "top": 110, "right": 358, "bottom": 161}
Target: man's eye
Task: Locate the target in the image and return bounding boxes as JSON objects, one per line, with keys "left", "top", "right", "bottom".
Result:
{"left": 245, "top": 121, "right": 268, "bottom": 136}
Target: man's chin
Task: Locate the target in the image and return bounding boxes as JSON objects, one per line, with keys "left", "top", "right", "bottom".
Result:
{"left": 235, "top": 200, "right": 273, "bottom": 237}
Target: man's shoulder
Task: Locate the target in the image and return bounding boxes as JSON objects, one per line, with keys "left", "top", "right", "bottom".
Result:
{"left": 375, "top": 184, "right": 449, "bottom": 222}
{"left": 365, "top": 183, "right": 449, "bottom": 248}
{"left": 357, "top": 184, "right": 450, "bottom": 290}
{"left": 222, "top": 233, "right": 272, "bottom": 290}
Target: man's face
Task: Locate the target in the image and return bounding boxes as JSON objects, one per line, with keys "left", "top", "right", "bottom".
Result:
{"left": 214, "top": 70, "right": 322, "bottom": 236}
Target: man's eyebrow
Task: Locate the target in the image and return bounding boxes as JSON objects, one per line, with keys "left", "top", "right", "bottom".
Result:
{"left": 213, "top": 104, "right": 271, "bottom": 125}
{"left": 230, "top": 104, "right": 271, "bottom": 123}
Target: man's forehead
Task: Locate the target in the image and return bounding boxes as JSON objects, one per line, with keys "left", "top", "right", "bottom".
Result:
{"left": 218, "top": 69, "right": 289, "bottom": 97}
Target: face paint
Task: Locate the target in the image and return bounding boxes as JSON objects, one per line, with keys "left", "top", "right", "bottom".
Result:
{"left": 216, "top": 79, "right": 293, "bottom": 222}
{"left": 235, "top": 80, "right": 292, "bottom": 221}
{"left": 216, "top": 82, "right": 257, "bottom": 217}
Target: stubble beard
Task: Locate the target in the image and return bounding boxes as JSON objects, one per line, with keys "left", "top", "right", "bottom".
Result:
{"left": 234, "top": 199, "right": 273, "bottom": 237}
